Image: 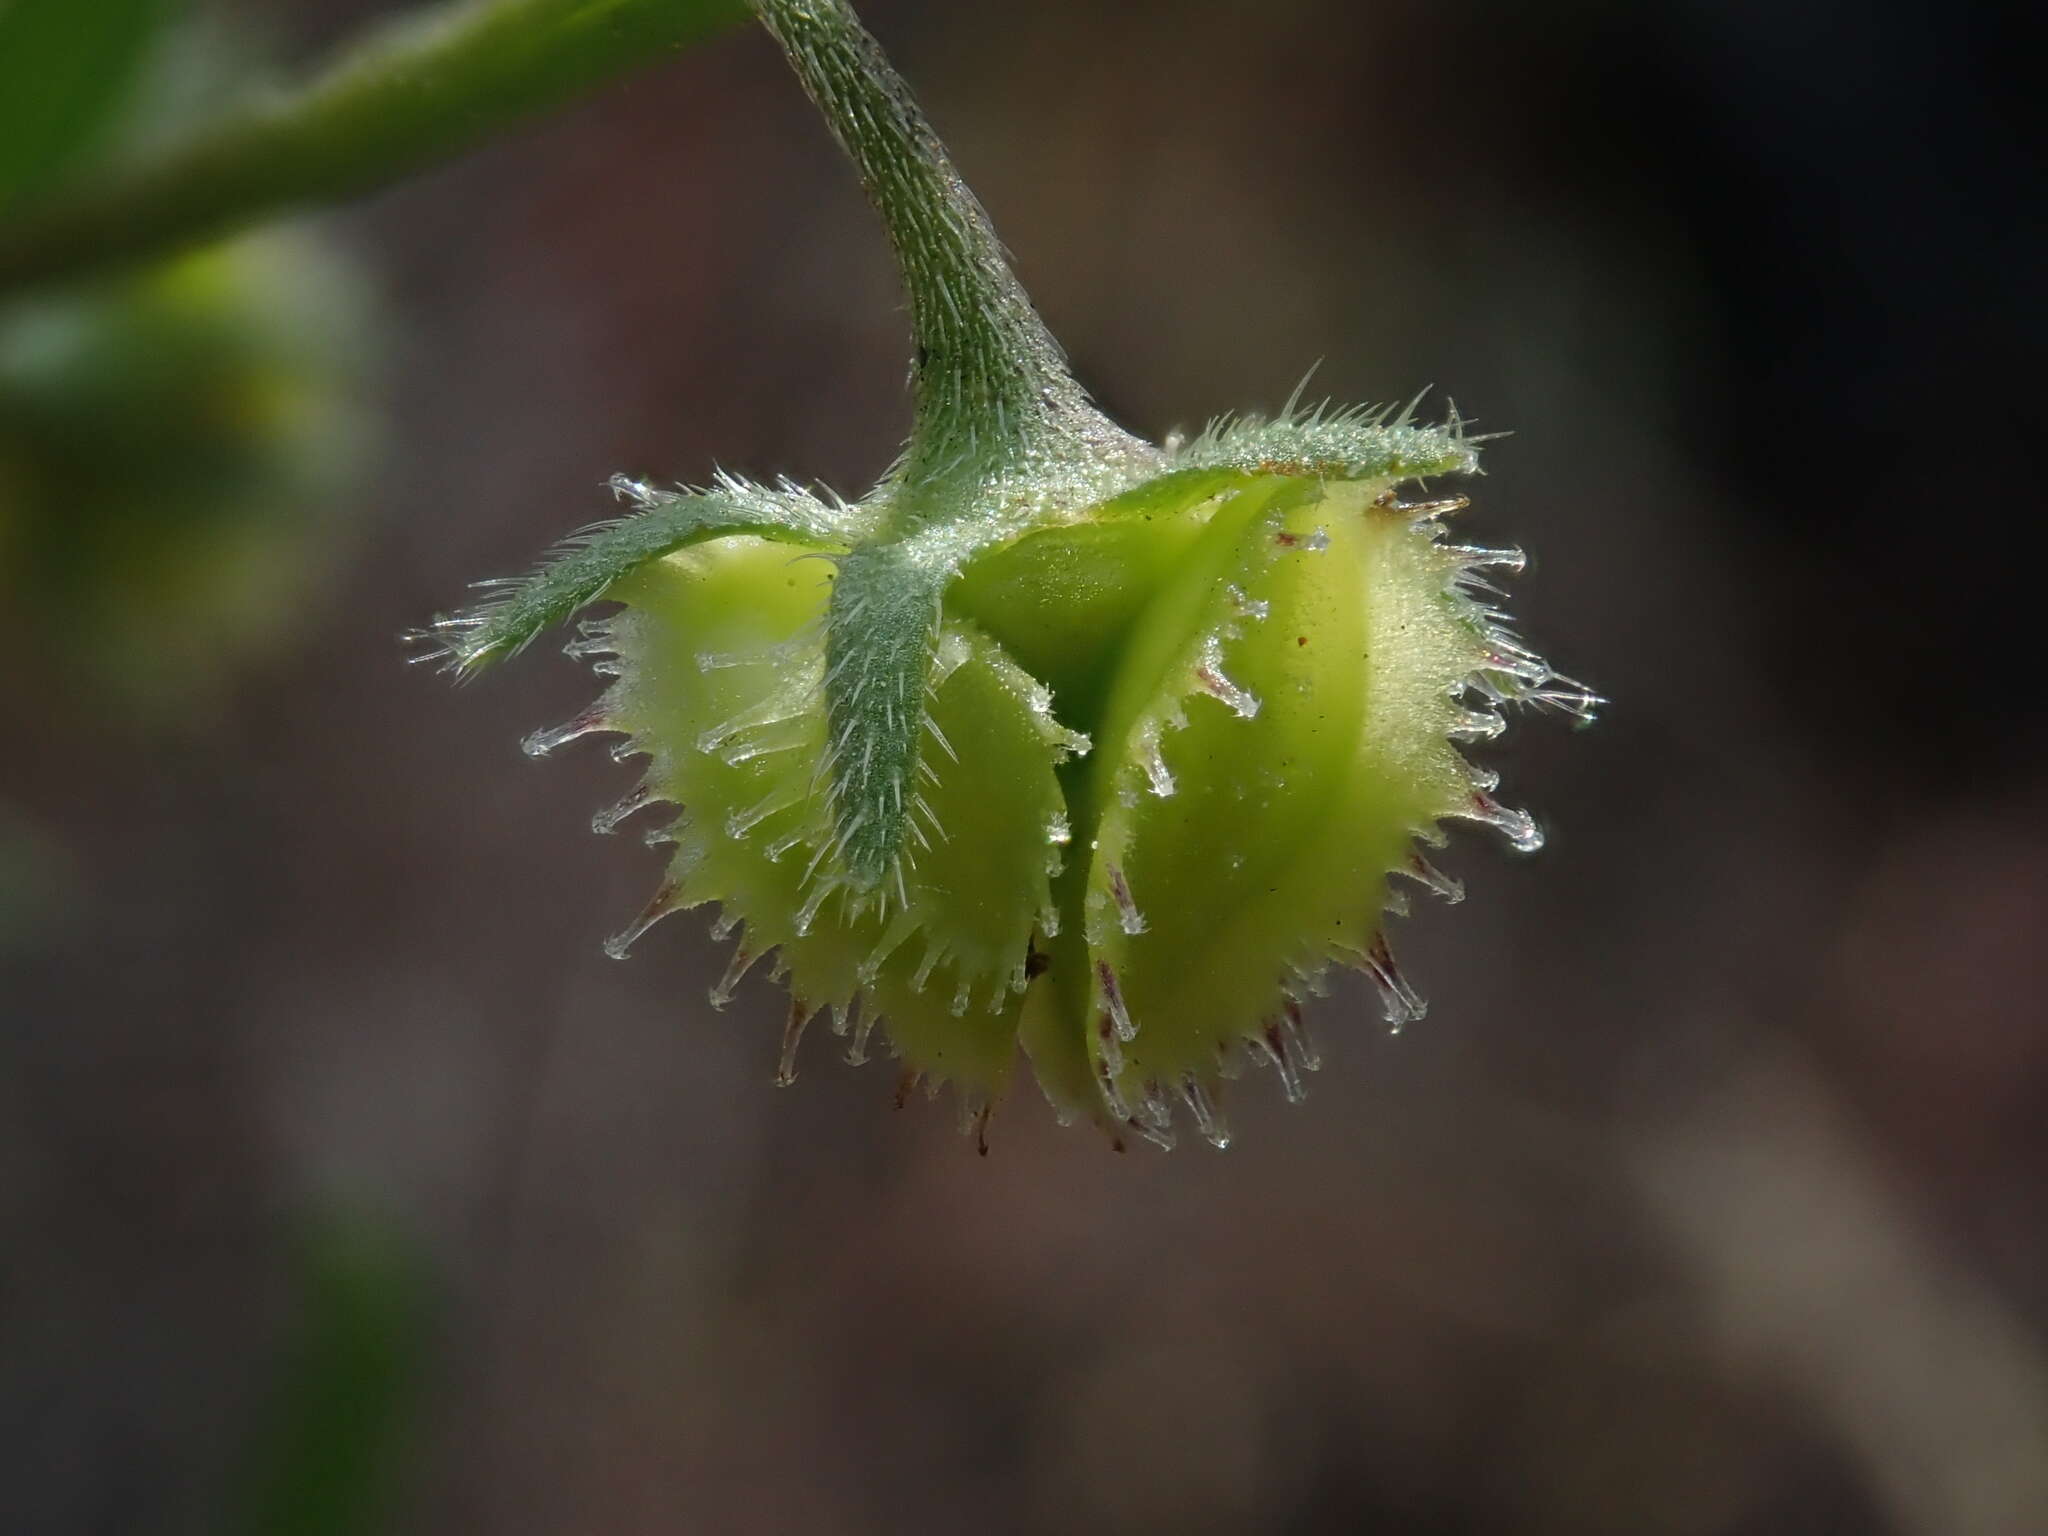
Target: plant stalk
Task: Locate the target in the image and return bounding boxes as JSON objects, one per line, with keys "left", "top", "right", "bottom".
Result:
{"left": 0, "top": 0, "right": 748, "bottom": 295}
{"left": 750, "top": 0, "right": 1119, "bottom": 501}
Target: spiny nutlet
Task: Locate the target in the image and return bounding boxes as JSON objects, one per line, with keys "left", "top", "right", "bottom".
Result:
{"left": 412, "top": 0, "right": 1599, "bottom": 1150}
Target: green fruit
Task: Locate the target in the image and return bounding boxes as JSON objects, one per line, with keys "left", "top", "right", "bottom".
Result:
{"left": 420, "top": 0, "right": 1596, "bottom": 1149}
{"left": 438, "top": 416, "right": 1592, "bottom": 1149}
{"left": 0, "top": 228, "right": 374, "bottom": 709}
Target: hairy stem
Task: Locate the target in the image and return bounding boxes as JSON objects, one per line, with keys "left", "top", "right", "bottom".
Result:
{"left": 750, "top": 0, "right": 1118, "bottom": 505}
{"left": 0, "top": 0, "right": 748, "bottom": 295}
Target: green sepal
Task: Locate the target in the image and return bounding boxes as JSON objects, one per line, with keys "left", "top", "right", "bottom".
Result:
{"left": 817, "top": 538, "right": 948, "bottom": 892}
{"left": 1175, "top": 399, "right": 1482, "bottom": 483}
{"left": 417, "top": 476, "right": 863, "bottom": 678}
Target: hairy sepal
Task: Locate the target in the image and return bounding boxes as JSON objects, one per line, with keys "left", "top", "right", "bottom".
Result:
{"left": 819, "top": 539, "right": 947, "bottom": 892}
{"left": 1174, "top": 399, "right": 1481, "bottom": 483}
{"left": 416, "top": 477, "right": 860, "bottom": 679}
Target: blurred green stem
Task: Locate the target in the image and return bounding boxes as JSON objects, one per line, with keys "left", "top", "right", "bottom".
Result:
{"left": 0, "top": 0, "right": 748, "bottom": 295}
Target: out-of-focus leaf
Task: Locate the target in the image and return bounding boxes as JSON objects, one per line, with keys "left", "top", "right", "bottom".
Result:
{"left": 0, "top": 0, "right": 748, "bottom": 292}
{"left": 0, "top": 226, "right": 381, "bottom": 713}
{"left": 0, "top": 0, "right": 173, "bottom": 216}
{"left": 236, "top": 1213, "right": 430, "bottom": 1536}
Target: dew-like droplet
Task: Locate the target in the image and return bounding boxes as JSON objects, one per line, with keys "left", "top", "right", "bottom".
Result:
{"left": 1449, "top": 544, "right": 1528, "bottom": 576}
{"left": 1094, "top": 1010, "right": 1125, "bottom": 1080}
{"left": 1095, "top": 1051, "right": 1133, "bottom": 1121}
{"left": 1137, "top": 1079, "right": 1176, "bottom": 1133}
{"left": 1466, "top": 791, "right": 1544, "bottom": 853}
{"left": 775, "top": 999, "right": 812, "bottom": 1087}
{"left": 1481, "top": 648, "right": 1549, "bottom": 686}
{"left": 1448, "top": 708, "right": 1506, "bottom": 743}
{"left": 1096, "top": 962, "right": 1137, "bottom": 1042}
{"left": 1379, "top": 492, "right": 1470, "bottom": 520}
{"left": 1278, "top": 1000, "right": 1323, "bottom": 1072}
{"left": 697, "top": 690, "right": 804, "bottom": 755}
{"left": 956, "top": 1091, "right": 993, "bottom": 1154}
{"left": 591, "top": 782, "right": 653, "bottom": 836}
{"left": 1134, "top": 721, "right": 1175, "bottom": 797}
{"left": 1226, "top": 583, "right": 1271, "bottom": 621}
{"left": 1179, "top": 1074, "right": 1231, "bottom": 1149}
{"left": 1251, "top": 1021, "right": 1307, "bottom": 1104}
{"left": 603, "top": 882, "right": 681, "bottom": 960}
{"left": 1527, "top": 673, "right": 1605, "bottom": 725}
{"left": 521, "top": 706, "right": 609, "bottom": 758}
{"left": 1403, "top": 851, "right": 1465, "bottom": 904}
{"left": 719, "top": 714, "right": 812, "bottom": 767}
{"left": 1293, "top": 963, "right": 1331, "bottom": 1000}
{"left": 794, "top": 870, "right": 847, "bottom": 935}
{"left": 1106, "top": 864, "right": 1146, "bottom": 935}
{"left": 697, "top": 627, "right": 821, "bottom": 674}
{"left": 607, "top": 472, "right": 658, "bottom": 506}
{"left": 1194, "top": 636, "right": 1260, "bottom": 717}
{"left": 845, "top": 998, "right": 878, "bottom": 1066}
{"left": 1362, "top": 937, "right": 1428, "bottom": 1030}
{"left": 1125, "top": 1118, "right": 1176, "bottom": 1150}
{"left": 709, "top": 937, "right": 765, "bottom": 1010}
{"left": 727, "top": 784, "right": 801, "bottom": 838}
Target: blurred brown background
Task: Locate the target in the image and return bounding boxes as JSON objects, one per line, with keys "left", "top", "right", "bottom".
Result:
{"left": 4, "top": 0, "right": 2044, "bottom": 1531}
